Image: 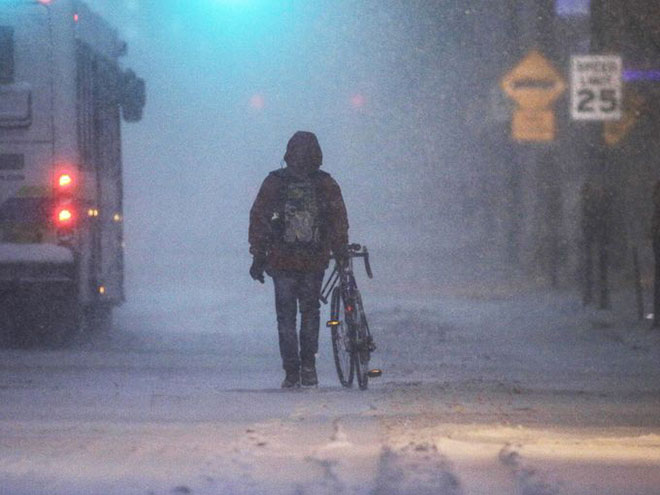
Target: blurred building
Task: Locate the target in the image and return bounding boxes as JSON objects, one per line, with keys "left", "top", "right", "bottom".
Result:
{"left": 451, "top": 0, "right": 660, "bottom": 286}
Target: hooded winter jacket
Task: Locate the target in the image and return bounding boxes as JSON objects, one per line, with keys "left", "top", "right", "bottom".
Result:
{"left": 249, "top": 131, "right": 349, "bottom": 272}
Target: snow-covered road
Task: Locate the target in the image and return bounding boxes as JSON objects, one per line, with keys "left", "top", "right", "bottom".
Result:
{"left": 1, "top": 255, "right": 659, "bottom": 494}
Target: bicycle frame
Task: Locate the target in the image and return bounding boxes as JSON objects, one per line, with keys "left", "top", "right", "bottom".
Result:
{"left": 320, "top": 244, "right": 372, "bottom": 304}
{"left": 322, "top": 243, "right": 380, "bottom": 389}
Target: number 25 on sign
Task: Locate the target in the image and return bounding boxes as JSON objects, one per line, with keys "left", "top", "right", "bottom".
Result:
{"left": 571, "top": 55, "right": 622, "bottom": 121}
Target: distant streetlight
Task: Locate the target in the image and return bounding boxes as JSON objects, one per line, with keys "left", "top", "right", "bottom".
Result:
{"left": 350, "top": 93, "right": 366, "bottom": 109}
{"left": 249, "top": 94, "right": 265, "bottom": 110}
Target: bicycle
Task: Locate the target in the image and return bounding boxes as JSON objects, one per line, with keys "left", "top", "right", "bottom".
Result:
{"left": 320, "top": 243, "right": 381, "bottom": 390}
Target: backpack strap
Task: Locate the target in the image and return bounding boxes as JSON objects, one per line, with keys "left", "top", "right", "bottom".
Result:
{"left": 270, "top": 168, "right": 329, "bottom": 181}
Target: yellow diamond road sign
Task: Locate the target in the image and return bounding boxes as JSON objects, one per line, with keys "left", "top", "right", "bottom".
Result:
{"left": 513, "top": 109, "right": 556, "bottom": 142}
{"left": 501, "top": 50, "right": 566, "bottom": 109}
{"left": 501, "top": 50, "right": 566, "bottom": 141}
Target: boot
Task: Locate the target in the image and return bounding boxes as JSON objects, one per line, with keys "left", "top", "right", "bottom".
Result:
{"left": 301, "top": 365, "right": 318, "bottom": 387}
{"left": 281, "top": 368, "right": 300, "bottom": 389}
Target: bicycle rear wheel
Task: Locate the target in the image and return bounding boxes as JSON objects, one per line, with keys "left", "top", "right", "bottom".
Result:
{"left": 330, "top": 286, "right": 354, "bottom": 387}
{"left": 353, "top": 290, "right": 371, "bottom": 390}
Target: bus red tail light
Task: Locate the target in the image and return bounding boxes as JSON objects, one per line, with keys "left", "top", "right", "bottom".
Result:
{"left": 54, "top": 170, "right": 76, "bottom": 194}
{"left": 58, "top": 173, "right": 73, "bottom": 189}
{"left": 52, "top": 164, "right": 78, "bottom": 234}
{"left": 55, "top": 205, "right": 75, "bottom": 227}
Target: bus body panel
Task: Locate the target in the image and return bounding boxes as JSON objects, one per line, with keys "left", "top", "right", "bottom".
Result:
{"left": 0, "top": 0, "right": 143, "bottom": 333}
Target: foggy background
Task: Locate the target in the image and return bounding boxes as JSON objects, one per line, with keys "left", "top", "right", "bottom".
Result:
{"left": 88, "top": 0, "right": 660, "bottom": 305}
{"left": 90, "top": 0, "right": 468, "bottom": 291}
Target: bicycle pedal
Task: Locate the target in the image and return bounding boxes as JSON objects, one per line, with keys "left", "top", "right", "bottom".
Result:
{"left": 367, "top": 369, "right": 383, "bottom": 378}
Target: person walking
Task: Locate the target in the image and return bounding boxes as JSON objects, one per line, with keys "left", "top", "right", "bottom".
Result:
{"left": 249, "top": 131, "right": 349, "bottom": 388}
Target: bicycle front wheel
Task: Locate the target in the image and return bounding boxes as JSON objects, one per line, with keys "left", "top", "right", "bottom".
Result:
{"left": 330, "top": 286, "right": 354, "bottom": 387}
{"left": 353, "top": 290, "right": 371, "bottom": 390}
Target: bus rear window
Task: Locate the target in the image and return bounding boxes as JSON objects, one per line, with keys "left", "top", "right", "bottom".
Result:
{"left": 0, "top": 26, "right": 15, "bottom": 84}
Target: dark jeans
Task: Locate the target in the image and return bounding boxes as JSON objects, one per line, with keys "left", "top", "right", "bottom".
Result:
{"left": 272, "top": 270, "right": 324, "bottom": 372}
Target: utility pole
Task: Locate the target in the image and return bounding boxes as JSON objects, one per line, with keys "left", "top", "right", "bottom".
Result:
{"left": 583, "top": 0, "right": 613, "bottom": 309}
{"left": 511, "top": 0, "right": 562, "bottom": 286}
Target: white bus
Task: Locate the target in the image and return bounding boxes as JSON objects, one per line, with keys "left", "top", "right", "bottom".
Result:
{"left": 0, "top": 0, "right": 145, "bottom": 345}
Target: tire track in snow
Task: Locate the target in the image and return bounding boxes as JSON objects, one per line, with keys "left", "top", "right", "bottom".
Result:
{"left": 217, "top": 395, "right": 383, "bottom": 495}
{"left": 296, "top": 419, "right": 349, "bottom": 495}
{"left": 300, "top": 415, "right": 382, "bottom": 495}
{"left": 371, "top": 442, "right": 463, "bottom": 495}
{"left": 499, "top": 443, "right": 559, "bottom": 495}
{"left": 373, "top": 378, "right": 465, "bottom": 495}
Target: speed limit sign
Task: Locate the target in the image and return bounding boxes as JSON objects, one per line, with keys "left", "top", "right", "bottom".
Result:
{"left": 571, "top": 55, "right": 622, "bottom": 120}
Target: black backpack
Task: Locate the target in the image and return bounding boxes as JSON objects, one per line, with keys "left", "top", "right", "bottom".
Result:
{"left": 271, "top": 169, "right": 326, "bottom": 252}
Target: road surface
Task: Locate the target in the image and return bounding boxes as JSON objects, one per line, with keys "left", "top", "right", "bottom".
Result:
{"left": 1, "top": 255, "right": 659, "bottom": 494}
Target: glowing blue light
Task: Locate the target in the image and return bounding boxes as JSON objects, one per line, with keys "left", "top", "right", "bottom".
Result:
{"left": 212, "top": 0, "right": 253, "bottom": 4}
{"left": 166, "top": 0, "right": 291, "bottom": 43}
{"left": 623, "top": 70, "right": 660, "bottom": 82}
{"left": 555, "top": 0, "right": 590, "bottom": 16}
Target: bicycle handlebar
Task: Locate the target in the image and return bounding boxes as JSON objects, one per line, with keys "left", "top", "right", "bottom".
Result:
{"left": 331, "top": 243, "right": 373, "bottom": 279}
{"left": 363, "top": 247, "right": 373, "bottom": 279}
{"left": 321, "top": 243, "right": 373, "bottom": 304}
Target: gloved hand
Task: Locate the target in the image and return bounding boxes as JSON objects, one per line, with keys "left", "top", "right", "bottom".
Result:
{"left": 333, "top": 246, "right": 349, "bottom": 268}
{"left": 249, "top": 256, "right": 266, "bottom": 284}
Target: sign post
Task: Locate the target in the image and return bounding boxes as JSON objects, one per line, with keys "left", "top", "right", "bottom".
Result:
{"left": 500, "top": 49, "right": 566, "bottom": 285}
{"left": 570, "top": 54, "right": 622, "bottom": 310}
